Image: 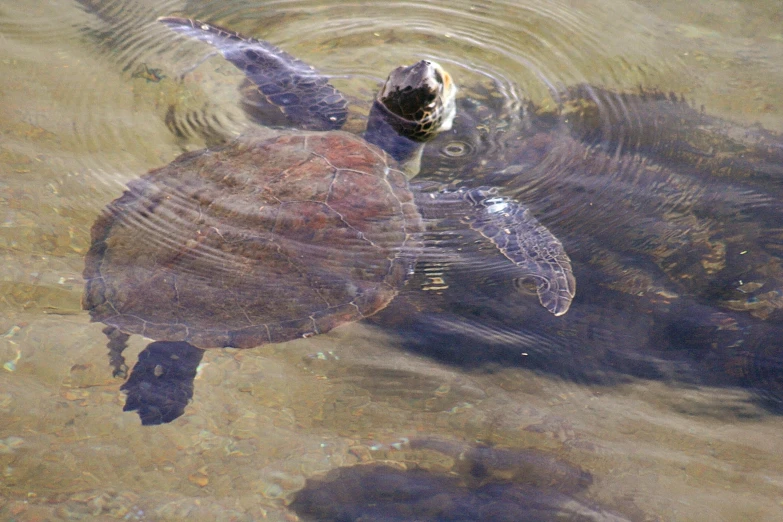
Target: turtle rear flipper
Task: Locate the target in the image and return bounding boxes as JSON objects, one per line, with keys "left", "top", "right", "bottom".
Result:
{"left": 121, "top": 341, "right": 205, "bottom": 425}
{"left": 158, "top": 17, "right": 348, "bottom": 131}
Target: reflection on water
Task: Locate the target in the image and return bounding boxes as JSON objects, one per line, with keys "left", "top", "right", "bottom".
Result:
{"left": 2, "top": 0, "right": 783, "bottom": 520}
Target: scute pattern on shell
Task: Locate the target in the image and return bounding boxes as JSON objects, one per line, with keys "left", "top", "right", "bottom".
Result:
{"left": 83, "top": 132, "right": 422, "bottom": 348}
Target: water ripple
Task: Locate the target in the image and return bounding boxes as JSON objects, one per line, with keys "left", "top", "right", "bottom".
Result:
{"left": 62, "top": 0, "right": 783, "bottom": 410}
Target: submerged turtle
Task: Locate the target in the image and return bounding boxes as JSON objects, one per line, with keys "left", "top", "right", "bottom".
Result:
{"left": 409, "top": 72, "right": 783, "bottom": 410}
{"left": 83, "top": 17, "right": 575, "bottom": 424}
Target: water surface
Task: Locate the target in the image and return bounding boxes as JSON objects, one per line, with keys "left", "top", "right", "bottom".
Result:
{"left": 2, "top": 0, "right": 783, "bottom": 520}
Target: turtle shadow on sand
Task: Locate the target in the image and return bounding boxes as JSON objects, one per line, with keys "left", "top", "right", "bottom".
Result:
{"left": 83, "top": 18, "right": 783, "bottom": 425}
{"left": 289, "top": 438, "right": 636, "bottom": 521}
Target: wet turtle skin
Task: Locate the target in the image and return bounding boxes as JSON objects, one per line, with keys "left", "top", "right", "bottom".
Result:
{"left": 84, "top": 131, "right": 420, "bottom": 349}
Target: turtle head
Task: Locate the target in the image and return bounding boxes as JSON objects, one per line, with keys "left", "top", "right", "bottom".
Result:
{"left": 365, "top": 61, "right": 457, "bottom": 175}
{"left": 376, "top": 60, "right": 457, "bottom": 140}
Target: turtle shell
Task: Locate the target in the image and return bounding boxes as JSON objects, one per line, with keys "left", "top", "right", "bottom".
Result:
{"left": 83, "top": 131, "right": 422, "bottom": 348}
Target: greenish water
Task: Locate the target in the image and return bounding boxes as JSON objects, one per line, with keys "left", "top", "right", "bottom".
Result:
{"left": 1, "top": 0, "right": 783, "bottom": 520}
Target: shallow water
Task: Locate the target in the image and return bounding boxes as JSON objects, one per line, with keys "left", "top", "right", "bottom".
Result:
{"left": 2, "top": 0, "right": 783, "bottom": 520}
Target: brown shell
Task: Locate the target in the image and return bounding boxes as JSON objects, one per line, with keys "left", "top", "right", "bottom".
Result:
{"left": 83, "top": 131, "right": 422, "bottom": 348}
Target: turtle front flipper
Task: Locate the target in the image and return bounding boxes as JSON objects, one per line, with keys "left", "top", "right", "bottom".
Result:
{"left": 158, "top": 17, "right": 347, "bottom": 131}
{"left": 425, "top": 187, "right": 576, "bottom": 316}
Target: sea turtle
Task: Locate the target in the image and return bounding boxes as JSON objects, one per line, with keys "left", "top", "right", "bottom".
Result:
{"left": 422, "top": 82, "right": 783, "bottom": 305}
{"left": 409, "top": 79, "right": 783, "bottom": 410}
{"left": 82, "top": 17, "right": 575, "bottom": 424}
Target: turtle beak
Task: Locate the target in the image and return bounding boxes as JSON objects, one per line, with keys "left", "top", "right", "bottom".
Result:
{"left": 426, "top": 61, "right": 457, "bottom": 131}
{"left": 424, "top": 61, "right": 454, "bottom": 100}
